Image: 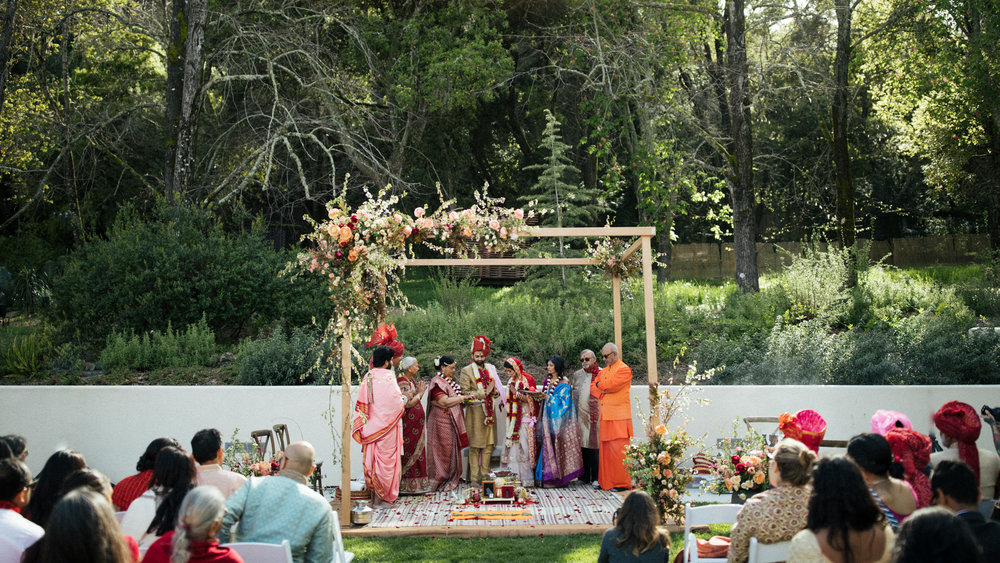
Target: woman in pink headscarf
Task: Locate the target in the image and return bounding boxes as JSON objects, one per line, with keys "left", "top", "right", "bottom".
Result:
{"left": 352, "top": 345, "right": 406, "bottom": 504}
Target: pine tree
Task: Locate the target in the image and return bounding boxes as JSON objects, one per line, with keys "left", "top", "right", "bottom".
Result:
{"left": 522, "top": 110, "right": 601, "bottom": 289}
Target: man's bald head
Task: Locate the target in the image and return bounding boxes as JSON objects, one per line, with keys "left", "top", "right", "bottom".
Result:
{"left": 282, "top": 441, "right": 316, "bottom": 476}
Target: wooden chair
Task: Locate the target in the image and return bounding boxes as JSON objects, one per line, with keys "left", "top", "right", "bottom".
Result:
{"left": 272, "top": 424, "right": 290, "bottom": 452}
{"left": 331, "top": 510, "right": 355, "bottom": 563}
{"left": 223, "top": 540, "right": 292, "bottom": 563}
{"left": 748, "top": 537, "right": 792, "bottom": 563}
{"left": 250, "top": 430, "right": 275, "bottom": 461}
{"left": 683, "top": 502, "right": 742, "bottom": 563}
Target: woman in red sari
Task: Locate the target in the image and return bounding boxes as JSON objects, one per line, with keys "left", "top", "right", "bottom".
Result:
{"left": 397, "top": 356, "right": 429, "bottom": 493}
{"left": 426, "top": 355, "right": 470, "bottom": 491}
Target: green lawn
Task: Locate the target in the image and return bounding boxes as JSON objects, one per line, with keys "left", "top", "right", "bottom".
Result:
{"left": 343, "top": 525, "right": 732, "bottom": 562}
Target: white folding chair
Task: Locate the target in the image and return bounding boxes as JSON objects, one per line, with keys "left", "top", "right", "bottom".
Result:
{"left": 223, "top": 540, "right": 293, "bottom": 563}
{"left": 748, "top": 537, "right": 791, "bottom": 563}
{"left": 683, "top": 502, "right": 742, "bottom": 563}
{"left": 332, "top": 512, "right": 356, "bottom": 563}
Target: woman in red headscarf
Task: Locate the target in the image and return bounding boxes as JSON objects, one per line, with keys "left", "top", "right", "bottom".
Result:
{"left": 885, "top": 427, "right": 932, "bottom": 507}
{"left": 500, "top": 357, "right": 537, "bottom": 487}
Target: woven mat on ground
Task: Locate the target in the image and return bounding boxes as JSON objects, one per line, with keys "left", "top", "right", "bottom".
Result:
{"left": 365, "top": 481, "right": 622, "bottom": 528}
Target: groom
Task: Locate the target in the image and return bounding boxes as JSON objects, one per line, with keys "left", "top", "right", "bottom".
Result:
{"left": 459, "top": 335, "right": 506, "bottom": 484}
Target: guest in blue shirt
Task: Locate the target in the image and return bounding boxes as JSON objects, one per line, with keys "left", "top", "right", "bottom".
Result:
{"left": 219, "top": 442, "right": 333, "bottom": 563}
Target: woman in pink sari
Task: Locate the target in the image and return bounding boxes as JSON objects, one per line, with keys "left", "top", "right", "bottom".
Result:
{"left": 426, "top": 355, "right": 470, "bottom": 491}
{"left": 352, "top": 345, "right": 406, "bottom": 504}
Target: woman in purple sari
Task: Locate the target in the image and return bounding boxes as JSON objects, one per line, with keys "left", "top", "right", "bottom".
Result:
{"left": 425, "top": 355, "right": 470, "bottom": 491}
{"left": 535, "top": 355, "right": 583, "bottom": 487}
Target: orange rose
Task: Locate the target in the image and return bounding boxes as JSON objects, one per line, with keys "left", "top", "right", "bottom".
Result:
{"left": 654, "top": 424, "right": 667, "bottom": 435}
{"left": 753, "top": 471, "right": 766, "bottom": 485}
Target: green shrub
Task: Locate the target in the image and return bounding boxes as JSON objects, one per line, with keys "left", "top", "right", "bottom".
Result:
{"left": 2, "top": 333, "right": 52, "bottom": 378}
{"left": 49, "top": 203, "right": 332, "bottom": 344}
{"left": 99, "top": 316, "right": 217, "bottom": 372}
{"left": 234, "top": 327, "right": 330, "bottom": 385}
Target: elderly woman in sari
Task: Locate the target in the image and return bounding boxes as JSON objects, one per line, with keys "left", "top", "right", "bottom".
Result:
{"left": 397, "top": 356, "right": 429, "bottom": 493}
{"left": 534, "top": 355, "right": 583, "bottom": 487}
{"left": 425, "top": 355, "right": 470, "bottom": 491}
{"left": 501, "top": 357, "right": 538, "bottom": 487}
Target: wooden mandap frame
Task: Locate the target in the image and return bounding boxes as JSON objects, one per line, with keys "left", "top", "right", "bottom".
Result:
{"left": 337, "top": 226, "right": 659, "bottom": 523}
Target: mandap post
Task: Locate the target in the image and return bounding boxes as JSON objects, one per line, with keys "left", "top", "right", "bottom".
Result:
{"left": 340, "top": 320, "right": 352, "bottom": 526}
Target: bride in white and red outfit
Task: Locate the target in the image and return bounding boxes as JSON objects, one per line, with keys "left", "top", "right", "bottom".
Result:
{"left": 501, "top": 357, "right": 538, "bottom": 487}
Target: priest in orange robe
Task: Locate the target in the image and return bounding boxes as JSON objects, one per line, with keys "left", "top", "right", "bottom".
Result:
{"left": 590, "top": 342, "right": 633, "bottom": 491}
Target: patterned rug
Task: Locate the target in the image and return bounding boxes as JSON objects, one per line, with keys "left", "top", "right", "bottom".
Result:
{"left": 365, "top": 481, "right": 623, "bottom": 529}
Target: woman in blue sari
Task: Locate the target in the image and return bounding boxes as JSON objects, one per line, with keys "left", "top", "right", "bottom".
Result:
{"left": 535, "top": 355, "right": 584, "bottom": 487}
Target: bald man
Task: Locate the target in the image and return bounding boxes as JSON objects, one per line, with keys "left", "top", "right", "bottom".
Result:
{"left": 219, "top": 441, "right": 334, "bottom": 563}
{"left": 591, "top": 343, "right": 633, "bottom": 491}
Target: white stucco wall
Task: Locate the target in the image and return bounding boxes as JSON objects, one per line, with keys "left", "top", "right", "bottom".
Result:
{"left": 2, "top": 385, "right": 999, "bottom": 483}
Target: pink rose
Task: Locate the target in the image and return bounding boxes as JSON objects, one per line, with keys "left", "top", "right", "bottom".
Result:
{"left": 489, "top": 219, "right": 500, "bottom": 230}
{"left": 393, "top": 213, "right": 403, "bottom": 223}
{"left": 514, "top": 209, "right": 524, "bottom": 219}
{"left": 403, "top": 225, "right": 413, "bottom": 236}
{"left": 414, "top": 207, "right": 425, "bottom": 218}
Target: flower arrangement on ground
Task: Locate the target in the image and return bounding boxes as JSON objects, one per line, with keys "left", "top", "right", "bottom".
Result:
{"left": 223, "top": 429, "right": 284, "bottom": 477}
{"left": 703, "top": 421, "right": 773, "bottom": 501}
{"left": 623, "top": 363, "right": 713, "bottom": 522}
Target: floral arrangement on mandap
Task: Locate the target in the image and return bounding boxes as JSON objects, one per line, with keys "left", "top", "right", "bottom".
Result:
{"left": 702, "top": 421, "right": 773, "bottom": 501}
{"left": 286, "top": 183, "right": 533, "bottom": 339}
{"left": 623, "top": 364, "right": 713, "bottom": 522}
{"left": 587, "top": 237, "right": 642, "bottom": 279}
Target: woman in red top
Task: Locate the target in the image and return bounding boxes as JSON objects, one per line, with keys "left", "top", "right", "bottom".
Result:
{"left": 142, "top": 486, "right": 243, "bottom": 563}
{"left": 112, "top": 437, "right": 180, "bottom": 511}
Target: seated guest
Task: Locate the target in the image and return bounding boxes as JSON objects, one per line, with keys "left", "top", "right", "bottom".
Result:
{"left": 930, "top": 400, "right": 1000, "bottom": 514}
{"left": 891, "top": 506, "right": 983, "bottom": 563}
{"left": 0, "top": 435, "right": 27, "bottom": 461}
{"left": 0, "top": 458, "right": 43, "bottom": 563}
{"left": 219, "top": 441, "right": 334, "bottom": 563}
{"left": 142, "top": 486, "right": 244, "bottom": 563}
{"left": 25, "top": 489, "right": 133, "bottom": 563}
{"left": 727, "top": 438, "right": 816, "bottom": 563}
{"left": 25, "top": 449, "right": 86, "bottom": 527}
{"left": 121, "top": 446, "right": 196, "bottom": 549}
{"left": 930, "top": 460, "right": 1000, "bottom": 561}
{"left": 113, "top": 437, "right": 181, "bottom": 511}
{"left": 597, "top": 490, "right": 670, "bottom": 562}
{"left": 0, "top": 442, "right": 11, "bottom": 461}
{"left": 884, "top": 428, "right": 932, "bottom": 508}
{"left": 870, "top": 410, "right": 912, "bottom": 436}
{"left": 788, "top": 457, "right": 894, "bottom": 563}
{"left": 848, "top": 433, "right": 918, "bottom": 529}
{"left": 60, "top": 468, "right": 141, "bottom": 561}
{"left": 63, "top": 469, "right": 143, "bottom": 560}
{"left": 191, "top": 429, "right": 246, "bottom": 498}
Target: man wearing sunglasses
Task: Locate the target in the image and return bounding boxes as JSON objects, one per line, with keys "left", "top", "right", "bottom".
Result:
{"left": 590, "top": 343, "right": 633, "bottom": 492}
{"left": 572, "top": 349, "right": 601, "bottom": 487}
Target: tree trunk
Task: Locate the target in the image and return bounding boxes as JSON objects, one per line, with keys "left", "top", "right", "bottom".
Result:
{"left": 61, "top": 17, "right": 81, "bottom": 243}
{"left": 833, "top": 0, "right": 857, "bottom": 286}
{"left": 0, "top": 0, "right": 17, "bottom": 119}
{"left": 164, "top": 0, "right": 206, "bottom": 200}
{"left": 725, "top": 0, "right": 759, "bottom": 292}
